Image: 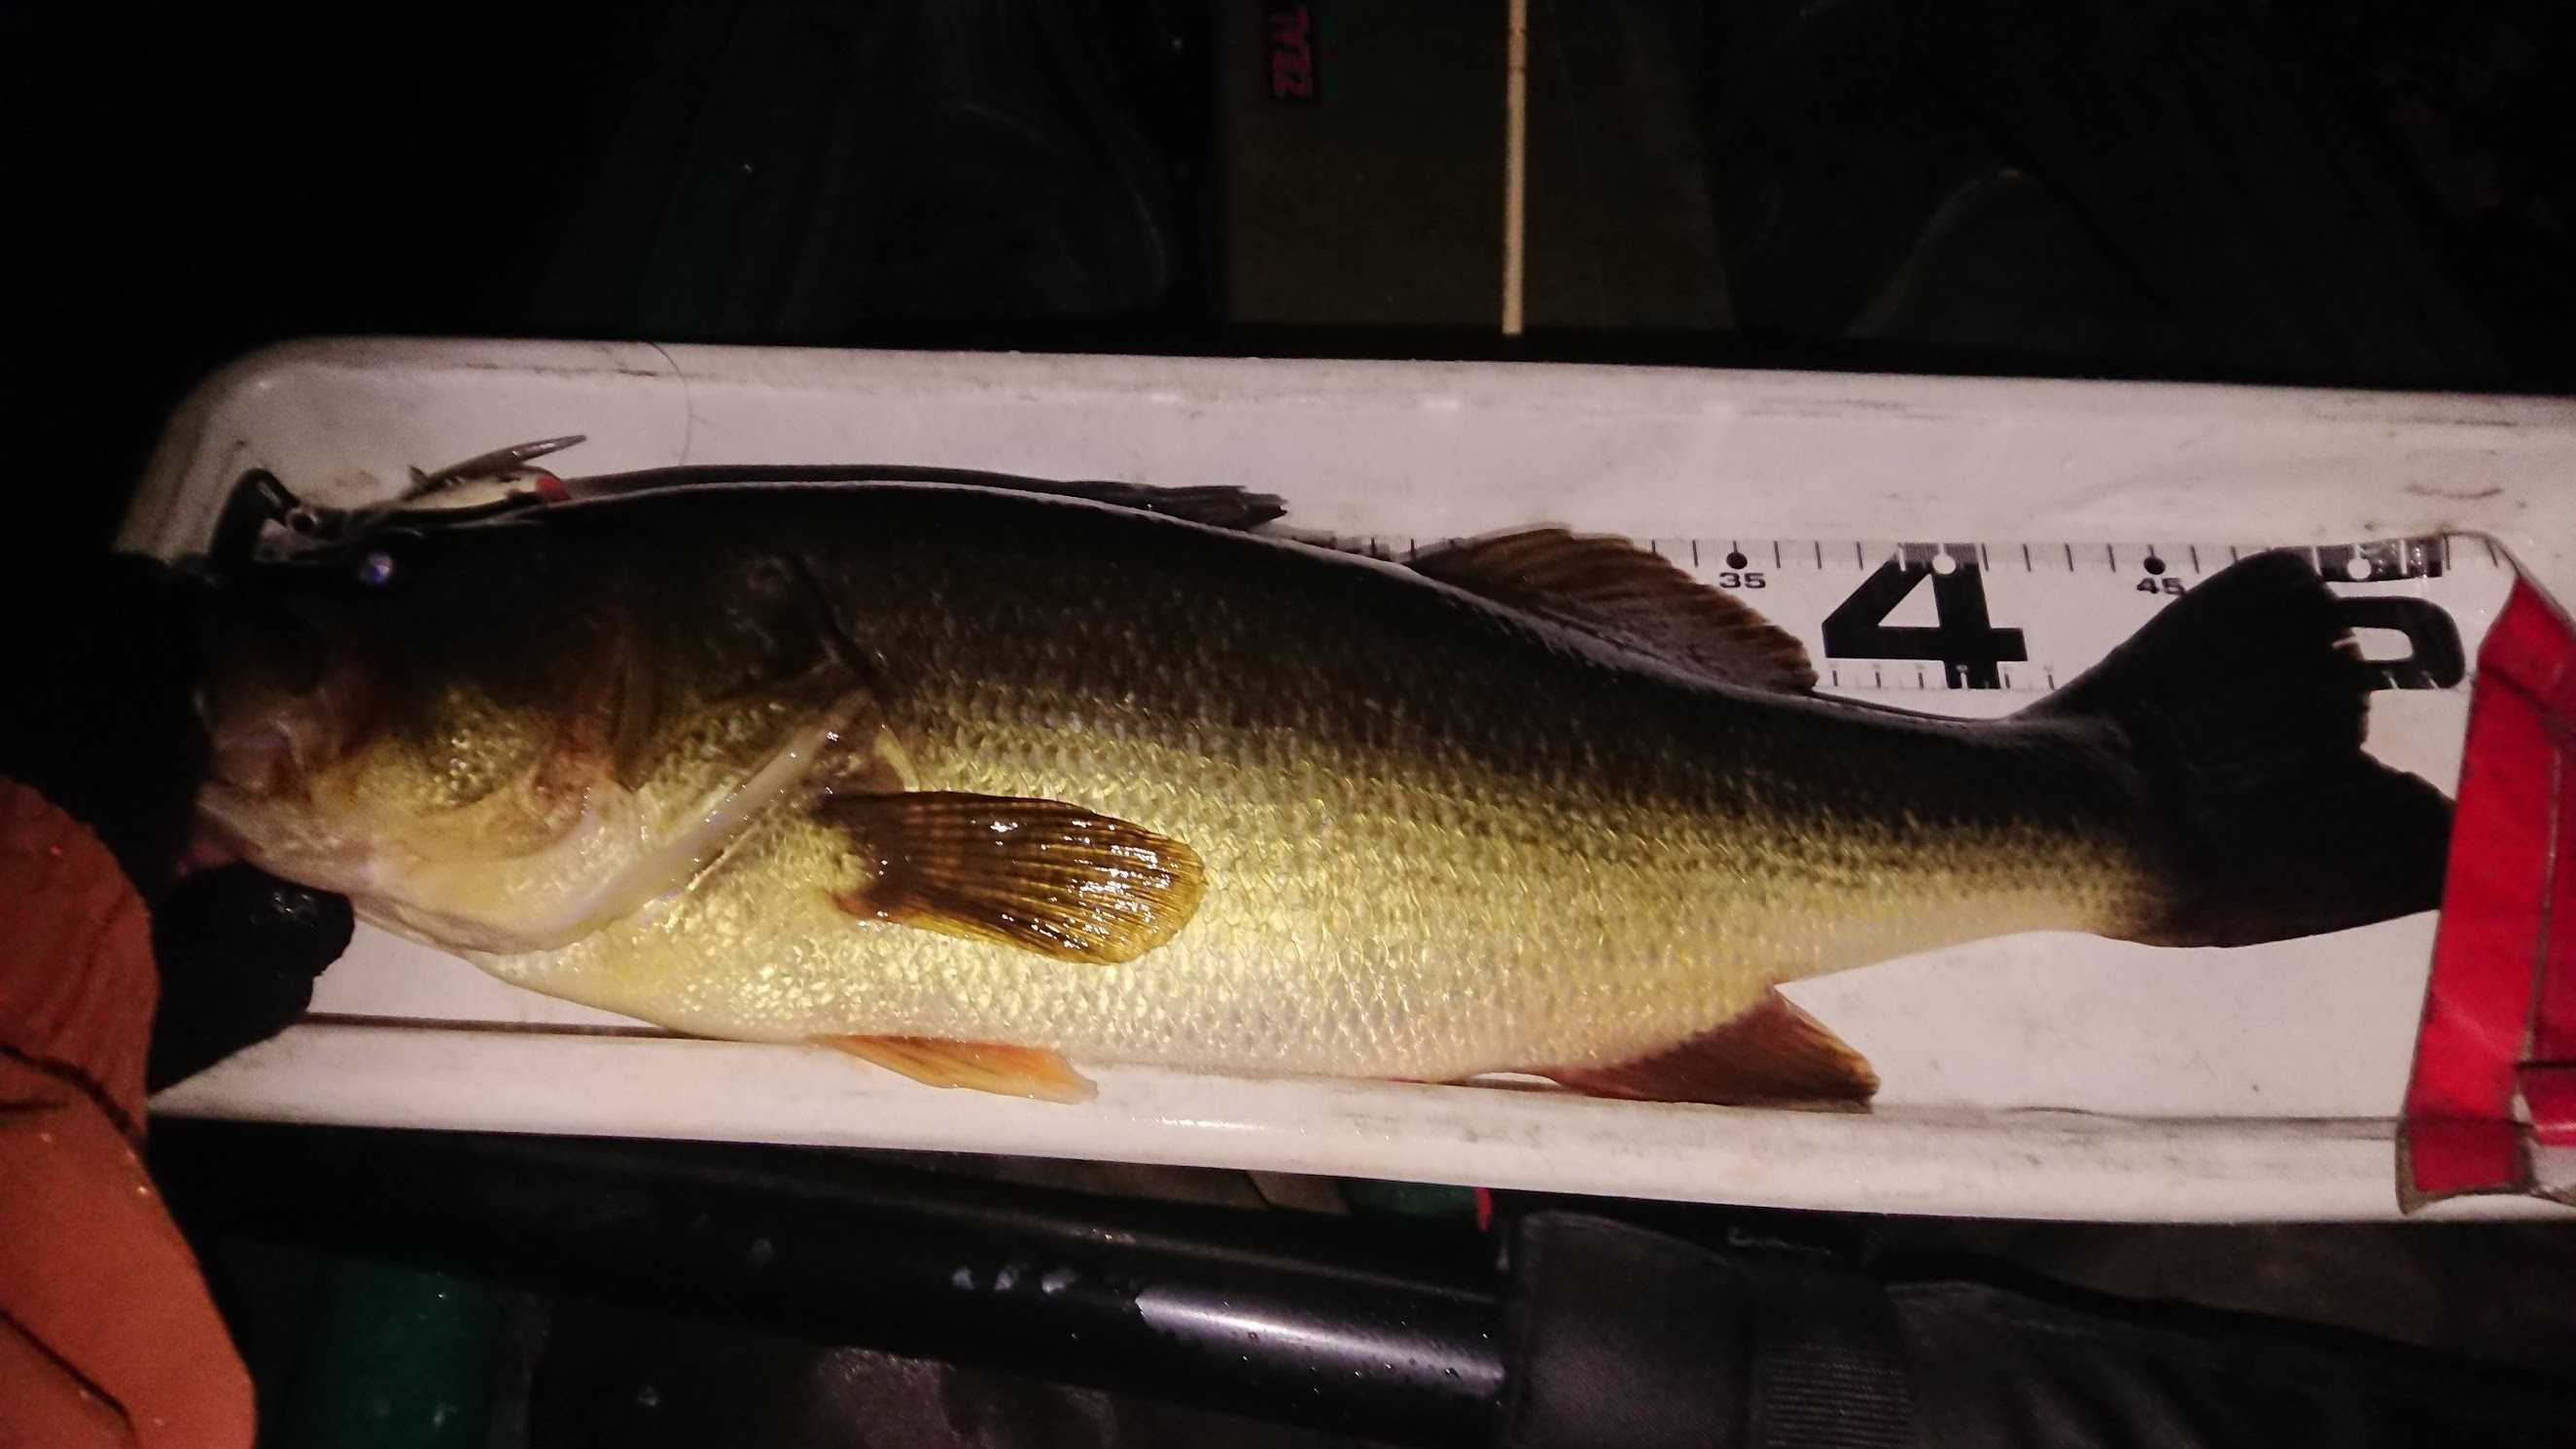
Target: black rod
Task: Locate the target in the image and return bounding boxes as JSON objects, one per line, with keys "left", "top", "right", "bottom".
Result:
{"left": 152, "top": 1122, "right": 1503, "bottom": 1445}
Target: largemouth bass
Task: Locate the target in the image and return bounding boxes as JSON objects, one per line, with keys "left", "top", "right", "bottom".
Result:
{"left": 198, "top": 483, "right": 2452, "bottom": 1103}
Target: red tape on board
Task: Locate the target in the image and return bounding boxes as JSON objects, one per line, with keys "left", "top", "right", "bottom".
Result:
{"left": 2523, "top": 736, "right": 2576, "bottom": 1146}
{"left": 2400, "top": 579, "right": 2576, "bottom": 1204}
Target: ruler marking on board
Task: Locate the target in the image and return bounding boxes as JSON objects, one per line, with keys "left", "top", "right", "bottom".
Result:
{"left": 1311, "top": 530, "right": 2491, "bottom": 700}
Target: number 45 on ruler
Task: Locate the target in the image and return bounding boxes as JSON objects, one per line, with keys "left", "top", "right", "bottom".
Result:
{"left": 1819, "top": 542, "right": 2462, "bottom": 692}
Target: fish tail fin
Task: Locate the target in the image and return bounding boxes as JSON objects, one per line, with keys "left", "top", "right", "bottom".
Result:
{"left": 2024, "top": 550, "right": 2452, "bottom": 947}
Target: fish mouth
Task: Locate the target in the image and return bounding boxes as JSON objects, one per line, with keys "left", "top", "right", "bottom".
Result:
{"left": 199, "top": 589, "right": 378, "bottom": 797}
{"left": 175, "top": 809, "right": 248, "bottom": 880}
{"left": 190, "top": 783, "right": 391, "bottom": 903}
{"left": 207, "top": 720, "right": 302, "bottom": 796}
{"left": 202, "top": 667, "right": 375, "bottom": 801}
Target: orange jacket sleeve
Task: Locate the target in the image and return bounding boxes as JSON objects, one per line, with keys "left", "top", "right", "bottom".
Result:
{"left": 0, "top": 782, "right": 254, "bottom": 1449}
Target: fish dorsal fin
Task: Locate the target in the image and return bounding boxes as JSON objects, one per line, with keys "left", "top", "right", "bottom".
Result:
{"left": 1014, "top": 479, "right": 1286, "bottom": 531}
{"left": 822, "top": 792, "right": 1205, "bottom": 964}
{"left": 1411, "top": 530, "right": 1817, "bottom": 692}
{"left": 817, "top": 1035, "right": 1098, "bottom": 1103}
{"left": 1538, "top": 990, "right": 1878, "bottom": 1107}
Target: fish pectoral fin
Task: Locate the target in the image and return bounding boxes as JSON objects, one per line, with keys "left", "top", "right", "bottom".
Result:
{"left": 820, "top": 792, "right": 1205, "bottom": 965}
{"left": 1537, "top": 990, "right": 1879, "bottom": 1108}
{"left": 1411, "top": 529, "right": 1817, "bottom": 693}
{"left": 817, "top": 1035, "right": 1097, "bottom": 1103}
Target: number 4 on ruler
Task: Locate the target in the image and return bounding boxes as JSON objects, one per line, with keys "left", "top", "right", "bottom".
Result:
{"left": 1822, "top": 544, "right": 2028, "bottom": 689}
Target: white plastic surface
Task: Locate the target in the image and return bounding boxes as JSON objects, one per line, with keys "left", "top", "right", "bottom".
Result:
{"left": 127, "top": 338, "right": 2576, "bottom": 1220}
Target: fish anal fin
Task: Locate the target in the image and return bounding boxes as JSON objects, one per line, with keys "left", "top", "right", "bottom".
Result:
{"left": 822, "top": 792, "right": 1205, "bottom": 965}
{"left": 1541, "top": 990, "right": 1878, "bottom": 1108}
{"left": 1412, "top": 529, "right": 1817, "bottom": 692}
{"left": 819, "top": 1035, "right": 1097, "bottom": 1103}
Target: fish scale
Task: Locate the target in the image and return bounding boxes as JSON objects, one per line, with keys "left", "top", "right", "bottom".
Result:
{"left": 200, "top": 485, "right": 2451, "bottom": 1099}
{"left": 454, "top": 494, "right": 2156, "bottom": 1078}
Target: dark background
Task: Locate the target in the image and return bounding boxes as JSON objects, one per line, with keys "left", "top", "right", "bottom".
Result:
{"left": 8, "top": 1, "right": 2571, "bottom": 541}
{"left": 6, "top": 3, "right": 2575, "bottom": 1445}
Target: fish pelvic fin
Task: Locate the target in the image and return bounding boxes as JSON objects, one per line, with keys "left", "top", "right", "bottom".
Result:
{"left": 818, "top": 1035, "right": 1097, "bottom": 1103}
{"left": 821, "top": 792, "right": 1205, "bottom": 964}
{"left": 1411, "top": 529, "right": 1817, "bottom": 692}
{"left": 1538, "top": 990, "right": 1879, "bottom": 1108}
{"left": 2025, "top": 549, "right": 2452, "bottom": 946}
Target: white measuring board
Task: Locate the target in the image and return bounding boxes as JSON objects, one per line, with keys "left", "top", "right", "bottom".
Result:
{"left": 127, "top": 339, "right": 2576, "bottom": 1221}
